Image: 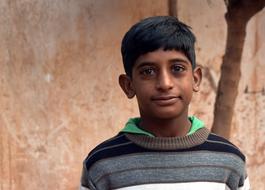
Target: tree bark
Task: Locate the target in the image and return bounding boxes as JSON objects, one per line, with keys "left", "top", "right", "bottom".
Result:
{"left": 168, "top": 0, "right": 177, "bottom": 17}
{"left": 211, "top": 0, "right": 265, "bottom": 139}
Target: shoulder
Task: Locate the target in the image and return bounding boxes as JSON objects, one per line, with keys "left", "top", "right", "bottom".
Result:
{"left": 202, "top": 132, "right": 246, "bottom": 162}
{"left": 83, "top": 132, "right": 134, "bottom": 171}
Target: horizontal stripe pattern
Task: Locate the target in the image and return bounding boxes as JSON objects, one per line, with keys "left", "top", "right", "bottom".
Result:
{"left": 81, "top": 128, "right": 249, "bottom": 190}
{"left": 115, "top": 182, "right": 231, "bottom": 190}
{"left": 80, "top": 179, "right": 250, "bottom": 190}
{"left": 89, "top": 152, "right": 244, "bottom": 189}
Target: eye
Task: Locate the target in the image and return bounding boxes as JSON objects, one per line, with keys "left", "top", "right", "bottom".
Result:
{"left": 171, "top": 64, "right": 185, "bottom": 73}
{"left": 139, "top": 67, "right": 156, "bottom": 76}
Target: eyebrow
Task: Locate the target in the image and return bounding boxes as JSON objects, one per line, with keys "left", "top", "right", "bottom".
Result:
{"left": 135, "top": 62, "right": 156, "bottom": 69}
{"left": 136, "top": 58, "right": 190, "bottom": 69}
{"left": 168, "top": 58, "right": 190, "bottom": 65}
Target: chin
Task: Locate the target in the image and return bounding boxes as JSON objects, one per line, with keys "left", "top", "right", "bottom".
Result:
{"left": 140, "top": 104, "right": 186, "bottom": 120}
{"left": 154, "top": 111, "right": 183, "bottom": 120}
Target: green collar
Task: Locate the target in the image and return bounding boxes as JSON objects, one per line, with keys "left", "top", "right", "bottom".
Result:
{"left": 121, "top": 116, "right": 204, "bottom": 137}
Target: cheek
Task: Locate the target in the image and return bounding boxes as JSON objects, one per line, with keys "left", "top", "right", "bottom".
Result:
{"left": 134, "top": 81, "right": 152, "bottom": 95}
{"left": 135, "top": 89, "right": 149, "bottom": 102}
{"left": 179, "top": 81, "right": 194, "bottom": 99}
{"left": 134, "top": 85, "right": 152, "bottom": 106}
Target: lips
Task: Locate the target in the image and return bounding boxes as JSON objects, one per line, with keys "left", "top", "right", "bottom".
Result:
{"left": 151, "top": 95, "right": 181, "bottom": 106}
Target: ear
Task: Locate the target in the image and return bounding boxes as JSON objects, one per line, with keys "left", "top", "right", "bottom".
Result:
{"left": 119, "top": 74, "right": 135, "bottom": 99}
{"left": 192, "top": 66, "right": 202, "bottom": 92}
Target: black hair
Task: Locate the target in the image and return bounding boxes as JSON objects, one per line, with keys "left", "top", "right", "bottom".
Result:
{"left": 121, "top": 16, "right": 196, "bottom": 77}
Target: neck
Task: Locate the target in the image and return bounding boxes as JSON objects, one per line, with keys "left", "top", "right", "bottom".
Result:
{"left": 139, "top": 112, "right": 191, "bottom": 137}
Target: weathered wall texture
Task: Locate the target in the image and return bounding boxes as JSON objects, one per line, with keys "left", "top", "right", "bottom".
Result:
{"left": 179, "top": 1, "right": 265, "bottom": 188}
{"left": 234, "top": 9, "right": 265, "bottom": 188}
{"left": 0, "top": 0, "right": 264, "bottom": 189}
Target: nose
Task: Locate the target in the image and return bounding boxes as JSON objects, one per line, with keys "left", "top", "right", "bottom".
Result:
{"left": 156, "top": 69, "right": 174, "bottom": 91}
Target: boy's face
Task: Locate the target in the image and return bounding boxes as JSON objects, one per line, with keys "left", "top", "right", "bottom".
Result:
{"left": 119, "top": 49, "right": 202, "bottom": 120}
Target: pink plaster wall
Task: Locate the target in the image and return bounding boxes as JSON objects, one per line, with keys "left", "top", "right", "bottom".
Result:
{"left": 0, "top": 0, "right": 264, "bottom": 189}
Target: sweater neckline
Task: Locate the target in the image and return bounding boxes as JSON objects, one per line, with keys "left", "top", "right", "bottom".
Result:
{"left": 121, "top": 116, "right": 205, "bottom": 137}
{"left": 125, "top": 127, "right": 210, "bottom": 150}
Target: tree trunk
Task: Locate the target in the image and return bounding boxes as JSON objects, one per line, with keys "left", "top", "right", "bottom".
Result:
{"left": 212, "top": 19, "right": 246, "bottom": 138}
{"left": 168, "top": 0, "right": 177, "bottom": 17}
{"left": 211, "top": 0, "right": 265, "bottom": 139}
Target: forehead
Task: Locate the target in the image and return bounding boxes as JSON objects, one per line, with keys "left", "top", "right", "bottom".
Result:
{"left": 134, "top": 49, "right": 191, "bottom": 67}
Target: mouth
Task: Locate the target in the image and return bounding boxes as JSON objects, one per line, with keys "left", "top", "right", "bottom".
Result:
{"left": 151, "top": 95, "right": 181, "bottom": 106}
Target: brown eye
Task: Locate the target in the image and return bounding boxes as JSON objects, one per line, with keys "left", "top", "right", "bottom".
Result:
{"left": 140, "top": 67, "right": 156, "bottom": 76}
{"left": 171, "top": 64, "right": 185, "bottom": 73}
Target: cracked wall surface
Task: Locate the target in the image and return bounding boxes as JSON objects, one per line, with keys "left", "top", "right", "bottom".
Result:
{"left": 0, "top": 0, "right": 264, "bottom": 189}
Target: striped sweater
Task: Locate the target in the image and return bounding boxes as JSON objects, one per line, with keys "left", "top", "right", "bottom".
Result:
{"left": 80, "top": 127, "right": 250, "bottom": 190}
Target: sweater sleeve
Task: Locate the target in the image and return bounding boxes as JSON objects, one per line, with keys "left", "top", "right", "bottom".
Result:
{"left": 80, "top": 162, "right": 97, "bottom": 190}
{"left": 239, "top": 177, "right": 250, "bottom": 190}
{"left": 79, "top": 185, "right": 90, "bottom": 190}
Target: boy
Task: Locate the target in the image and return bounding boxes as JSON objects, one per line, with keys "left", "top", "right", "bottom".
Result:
{"left": 80, "top": 16, "right": 250, "bottom": 190}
